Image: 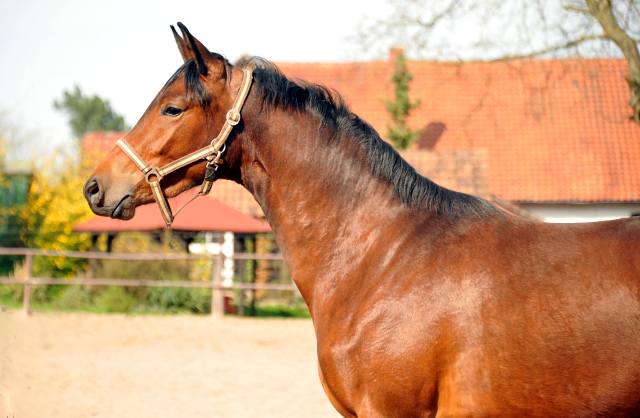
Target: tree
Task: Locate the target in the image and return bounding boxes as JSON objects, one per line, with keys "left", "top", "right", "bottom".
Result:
{"left": 385, "top": 50, "right": 422, "bottom": 149}
{"left": 584, "top": 0, "right": 640, "bottom": 122}
{"left": 53, "top": 85, "right": 130, "bottom": 140}
{"left": 356, "top": 0, "right": 640, "bottom": 123}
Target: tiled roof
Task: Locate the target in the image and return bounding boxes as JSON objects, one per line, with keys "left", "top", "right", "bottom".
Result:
{"left": 82, "top": 131, "right": 127, "bottom": 159}
{"left": 400, "top": 149, "right": 489, "bottom": 198}
{"left": 276, "top": 56, "right": 640, "bottom": 203}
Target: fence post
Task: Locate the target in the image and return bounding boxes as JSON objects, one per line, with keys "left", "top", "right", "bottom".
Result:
{"left": 237, "top": 255, "right": 245, "bottom": 317}
{"left": 211, "top": 234, "right": 224, "bottom": 318}
{"left": 23, "top": 253, "right": 32, "bottom": 315}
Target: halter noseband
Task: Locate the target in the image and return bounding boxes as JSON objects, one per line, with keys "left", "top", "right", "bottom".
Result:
{"left": 116, "top": 68, "right": 253, "bottom": 228}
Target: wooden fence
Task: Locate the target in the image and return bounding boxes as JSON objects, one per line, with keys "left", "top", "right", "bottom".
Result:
{"left": 0, "top": 247, "right": 294, "bottom": 317}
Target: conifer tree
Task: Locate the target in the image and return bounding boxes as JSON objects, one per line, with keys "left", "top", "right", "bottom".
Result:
{"left": 385, "top": 50, "right": 422, "bottom": 150}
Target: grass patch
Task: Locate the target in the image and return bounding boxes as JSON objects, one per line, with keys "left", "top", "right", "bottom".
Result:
{"left": 250, "top": 304, "right": 311, "bottom": 318}
{"left": 0, "top": 283, "right": 310, "bottom": 317}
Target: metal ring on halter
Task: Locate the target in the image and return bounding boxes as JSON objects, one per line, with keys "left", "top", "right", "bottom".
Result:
{"left": 144, "top": 167, "right": 162, "bottom": 184}
{"left": 214, "top": 145, "right": 224, "bottom": 163}
{"left": 226, "top": 109, "right": 241, "bottom": 126}
{"left": 206, "top": 144, "right": 225, "bottom": 169}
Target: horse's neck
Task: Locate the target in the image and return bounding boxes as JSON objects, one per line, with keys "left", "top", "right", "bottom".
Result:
{"left": 240, "top": 113, "right": 410, "bottom": 310}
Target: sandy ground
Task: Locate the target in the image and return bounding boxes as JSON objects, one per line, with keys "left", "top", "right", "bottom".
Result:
{"left": 0, "top": 311, "right": 339, "bottom": 417}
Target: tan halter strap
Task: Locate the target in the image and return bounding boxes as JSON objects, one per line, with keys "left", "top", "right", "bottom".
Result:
{"left": 116, "top": 68, "right": 253, "bottom": 228}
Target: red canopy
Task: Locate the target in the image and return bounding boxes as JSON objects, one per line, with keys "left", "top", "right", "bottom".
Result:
{"left": 75, "top": 189, "right": 270, "bottom": 234}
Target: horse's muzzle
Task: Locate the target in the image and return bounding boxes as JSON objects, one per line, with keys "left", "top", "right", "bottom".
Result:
{"left": 83, "top": 176, "right": 136, "bottom": 220}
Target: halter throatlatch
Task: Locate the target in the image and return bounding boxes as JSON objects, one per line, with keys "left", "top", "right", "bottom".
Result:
{"left": 116, "top": 68, "right": 253, "bottom": 228}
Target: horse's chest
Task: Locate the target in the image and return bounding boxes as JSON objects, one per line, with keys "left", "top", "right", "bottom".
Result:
{"left": 312, "top": 279, "right": 492, "bottom": 416}
{"left": 315, "top": 322, "right": 442, "bottom": 416}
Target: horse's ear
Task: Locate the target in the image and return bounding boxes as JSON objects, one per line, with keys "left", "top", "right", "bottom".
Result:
{"left": 171, "top": 25, "right": 191, "bottom": 63}
{"left": 170, "top": 22, "right": 225, "bottom": 78}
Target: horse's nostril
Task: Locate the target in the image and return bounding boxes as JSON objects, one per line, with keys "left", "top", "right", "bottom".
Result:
{"left": 87, "top": 180, "right": 98, "bottom": 195}
{"left": 84, "top": 178, "right": 102, "bottom": 207}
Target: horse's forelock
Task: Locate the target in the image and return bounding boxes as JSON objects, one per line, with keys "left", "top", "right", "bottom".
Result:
{"left": 163, "top": 54, "right": 232, "bottom": 109}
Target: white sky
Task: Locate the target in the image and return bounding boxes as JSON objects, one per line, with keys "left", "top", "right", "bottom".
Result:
{"left": 0, "top": 0, "right": 391, "bottom": 155}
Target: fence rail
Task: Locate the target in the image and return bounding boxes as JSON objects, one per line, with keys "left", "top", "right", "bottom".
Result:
{"left": 0, "top": 247, "right": 294, "bottom": 316}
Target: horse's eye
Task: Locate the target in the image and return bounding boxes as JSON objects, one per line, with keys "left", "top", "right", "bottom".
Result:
{"left": 162, "top": 106, "right": 183, "bottom": 117}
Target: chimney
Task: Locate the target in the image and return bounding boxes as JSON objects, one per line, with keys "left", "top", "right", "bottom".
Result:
{"left": 389, "top": 47, "right": 404, "bottom": 64}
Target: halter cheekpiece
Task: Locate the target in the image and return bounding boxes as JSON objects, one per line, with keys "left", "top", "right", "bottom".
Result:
{"left": 116, "top": 68, "right": 253, "bottom": 228}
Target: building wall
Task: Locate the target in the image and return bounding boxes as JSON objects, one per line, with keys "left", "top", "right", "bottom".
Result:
{"left": 520, "top": 203, "right": 640, "bottom": 223}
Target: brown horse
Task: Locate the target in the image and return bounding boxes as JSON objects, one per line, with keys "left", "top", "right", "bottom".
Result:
{"left": 84, "top": 23, "right": 640, "bottom": 417}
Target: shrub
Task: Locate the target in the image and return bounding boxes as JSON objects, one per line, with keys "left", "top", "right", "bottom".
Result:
{"left": 93, "top": 286, "right": 139, "bottom": 313}
{"left": 0, "top": 283, "right": 23, "bottom": 303}
{"left": 55, "top": 285, "right": 92, "bottom": 310}
{"left": 142, "top": 286, "right": 211, "bottom": 314}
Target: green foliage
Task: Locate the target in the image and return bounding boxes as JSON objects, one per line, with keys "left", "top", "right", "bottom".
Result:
{"left": 93, "top": 286, "right": 139, "bottom": 313}
{"left": 248, "top": 302, "right": 311, "bottom": 318}
{"left": 55, "top": 285, "right": 92, "bottom": 310}
{"left": 385, "top": 50, "right": 422, "bottom": 150}
{"left": 143, "top": 287, "right": 211, "bottom": 314}
{"left": 0, "top": 283, "right": 23, "bottom": 303}
{"left": 95, "top": 258, "right": 191, "bottom": 283}
{"left": 53, "top": 85, "right": 129, "bottom": 139}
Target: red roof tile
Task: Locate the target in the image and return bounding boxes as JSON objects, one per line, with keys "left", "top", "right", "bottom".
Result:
{"left": 82, "top": 131, "right": 127, "bottom": 158}
{"left": 74, "top": 189, "right": 271, "bottom": 234}
{"left": 276, "top": 56, "right": 640, "bottom": 203}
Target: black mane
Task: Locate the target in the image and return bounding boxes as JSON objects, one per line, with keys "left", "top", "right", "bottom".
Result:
{"left": 240, "top": 57, "right": 501, "bottom": 218}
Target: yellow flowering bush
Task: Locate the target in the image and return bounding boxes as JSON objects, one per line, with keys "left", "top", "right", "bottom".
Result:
{"left": 21, "top": 150, "right": 94, "bottom": 276}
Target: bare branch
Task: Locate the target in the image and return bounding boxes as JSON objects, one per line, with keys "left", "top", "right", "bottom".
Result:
{"left": 492, "top": 34, "right": 607, "bottom": 61}
{"left": 563, "top": 5, "right": 591, "bottom": 14}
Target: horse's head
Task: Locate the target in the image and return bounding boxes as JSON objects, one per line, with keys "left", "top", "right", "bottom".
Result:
{"left": 83, "top": 23, "right": 250, "bottom": 224}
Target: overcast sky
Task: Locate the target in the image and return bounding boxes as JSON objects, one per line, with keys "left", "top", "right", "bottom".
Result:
{"left": 0, "top": 0, "right": 391, "bottom": 156}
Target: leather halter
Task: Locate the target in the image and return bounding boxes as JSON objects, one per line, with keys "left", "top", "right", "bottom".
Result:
{"left": 116, "top": 68, "right": 253, "bottom": 228}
